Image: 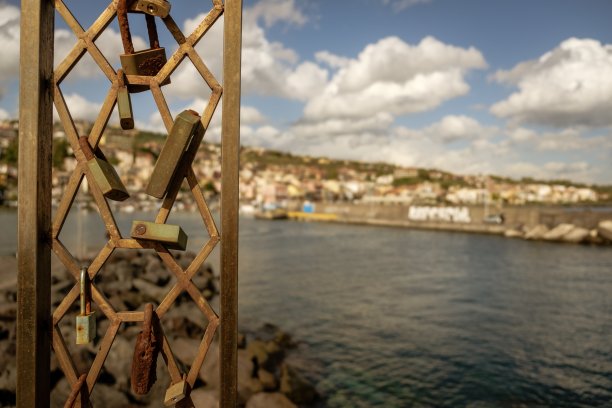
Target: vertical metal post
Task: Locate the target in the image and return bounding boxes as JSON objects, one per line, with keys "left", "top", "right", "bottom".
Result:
{"left": 17, "top": 0, "right": 54, "bottom": 407}
{"left": 220, "top": 0, "right": 242, "bottom": 406}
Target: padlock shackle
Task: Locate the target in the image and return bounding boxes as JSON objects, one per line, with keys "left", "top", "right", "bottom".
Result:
{"left": 118, "top": 0, "right": 161, "bottom": 55}
{"left": 142, "top": 303, "right": 154, "bottom": 335}
{"left": 80, "top": 267, "right": 90, "bottom": 316}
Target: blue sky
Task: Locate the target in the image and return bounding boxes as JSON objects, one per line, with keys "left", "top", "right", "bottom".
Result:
{"left": 1, "top": 0, "right": 611, "bottom": 183}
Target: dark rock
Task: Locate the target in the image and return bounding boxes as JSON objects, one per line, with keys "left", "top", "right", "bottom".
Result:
{"left": 132, "top": 279, "right": 168, "bottom": 303}
{"left": 90, "top": 383, "right": 131, "bottom": 406}
{"left": 172, "top": 337, "right": 200, "bottom": 367}
{"left": 199, "top": 341, "right": 220, "bottom": 388}
{"left": 237, "top": 332, "right": 246, "bottom": 349}
{"left": 247, "top": 340, "right": 269, "bottom": 369}
{"left": 258, "top": 369, "right": 277, "bottom": 391}
{"left": 102, "top": 336, "right": 133, "bottom": 389}
{"left": 190, "top": 388, "right": 219, "bottom": 408}
{"left": 280, "top": 363, "right": 317, "bottom": 404}
{"left": 598, "top": 220, "right": 612, "bottom": 242}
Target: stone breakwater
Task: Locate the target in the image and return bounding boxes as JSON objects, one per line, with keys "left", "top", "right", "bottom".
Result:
{"left": 297, "top": 203, "right": 612, "bottom": 246}
{"left": 0, "top": 251, "right": 318, "bottom": 408}
{"left": 504, "top": 220, "right": 612, "bottom": 245}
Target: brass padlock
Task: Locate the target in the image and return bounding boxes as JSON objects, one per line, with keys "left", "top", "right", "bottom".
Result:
{"left": 130, "top": 221, "right": 188, "bottom": 250}
{"left": 117, "top": 69, "right": 134, "bottom": 130}
{"left": 164, "top": 374, "right": 189, "bottom": 406}
{"left": 146, "top": 110, "right": 203, "bottom": 199}
{"left": 79, "top": 137, "right": 129, "bottom": 201}
{"left": 129, "top": 0, "right": 171, "bottom": 18}
{"left": 131, "top": 303, "right": 160, "bottom": 395}
{"left": 76, "top": 267, "right": 96, "bottom": 345}
{"left": 118, "top": 0, "right": 169, "bottom": 93}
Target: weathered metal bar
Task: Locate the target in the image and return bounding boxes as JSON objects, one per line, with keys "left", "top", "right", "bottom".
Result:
{"left": 17, "top": 0, "right": 54, "bottom": 406}
{"left": 220, "top": 0, "right": 242, "bottom": 406}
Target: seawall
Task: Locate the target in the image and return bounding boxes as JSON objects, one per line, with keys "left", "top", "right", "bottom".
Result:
{"left": 293, "top": 203, "right": 612, "bottom": 236}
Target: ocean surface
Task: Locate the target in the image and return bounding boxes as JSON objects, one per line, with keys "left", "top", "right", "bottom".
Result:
{"left": 2, "top": 209, "right": 612, "bottom": 407}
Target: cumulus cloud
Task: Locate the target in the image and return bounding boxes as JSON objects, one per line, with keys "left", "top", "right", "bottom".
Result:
{"left": 413, "top": 115, "right": 498, "bottom": 143}
{"left": 507, "top": 126, "right": 612, "bottom": 152}
{"left": 315, "top": 51, "right": 350, "bottom": 69}
{"left": 55, "top": 28, "right": 147, "bottom": 80}
{"left": 171, "top": 0, "right": 325, "bottom": 101}
{"left": 304, "top": 36, "right": 487, "bottom": 121}
{"left": 246, "top": 0, "right": 308, "bottom": 28}
{"left": 504, "top": 161, "right": 593, "bottom": 181}
{"left": 381, "top": 0, "right": 433, "bottom": 12}
{"left": 491, "top": 38, "right": 612, "bottom": 128}
{"left": 0, "top": 1, "right": 147, "bottom": 82}
{"left": 289, "top": 112, "right": 394, "bottom": 139}
{"left": 53, "top": 93, "right": 103, "bottom": 122}
{"left": 241, "top": 106, "right": 266, "bottom": 125}
{"left": 0, "top": 3, "right": 20, "bottom": 81}
{"left": 0, "top": 107, "right": 9, "bottom": 120}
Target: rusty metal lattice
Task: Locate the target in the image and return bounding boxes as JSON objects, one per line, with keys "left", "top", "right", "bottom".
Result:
{"left": 17, "top": 0, "right": 239, "bottom": 406}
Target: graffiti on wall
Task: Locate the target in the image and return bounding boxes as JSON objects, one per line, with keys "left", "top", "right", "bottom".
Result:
{"left": 408, "top": 206, "right": 471, "bottom": 223}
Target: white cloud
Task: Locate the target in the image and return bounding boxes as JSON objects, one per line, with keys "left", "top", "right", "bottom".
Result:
{"left": 507, "top": 126, "right": 612, "bottom": 152}
{"left": 53, "top": 93, "right": 102, "bottom": 122}
{"left": 416, "top": 115, "right": 497, "bottom": 143}
{"left": 289, "top": 112, "right": 394, "bottom": 139}
{"left": 504, "top": 161, "right": 593, "bottom": 181}
{"left": 544, "top": 161, "right": 589, "bottom": 174}
{"left": 171, "top": 0, "right": 323, "bottom": 101}
{"left": 55, "top": 28, "right": 147, "bottom": 80}
{"left": 304, "top": 36, "right": 486, "bottom": 121}
{"left": 0, "top": 3, "right": 20, "bottom": 81}
{"left": 381, "top": 0, "right": 433, "bottom": 12}
{"left": 241, "top": 106, "right": 266, "bottom": 125}
{"left": 315, "top": 51, "right": 350, "bottom": 69}
{"left": 0, "top": 1, "right": 147, "bottom": 83}
{"left": 0, "top": 107, "right": 9, "bottom": 120}
{"left": 491, "top": 38, "right": 612, "bottom": 128}
{"left": 246, "top": 0, "right": 308, "bottom": 28}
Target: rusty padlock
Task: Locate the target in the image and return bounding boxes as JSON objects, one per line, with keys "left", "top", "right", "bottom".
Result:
{"left": 131, "top": 303, "right": 161, "bottom": 395}
{"left": 128, "top": 0, "right": 171, "bottom": 17}
{"left": 130, "top": 221, "right": 188, "bottom": 250}
{"left": 118, "top": 0, "right": 169, "bottom": 92}
{"left": 76, "top": 267, "right": 96, "bottom": 345}
{"left": 117, "top": 69, "right": 134, "bottom": 130}
{"left": 146, "top": 110, "right": 203, "bottom": 199}
{"left": 164, "top": 374, "right": 189, "bottom": 406}
{"left": 79, "top": 137, "right": 129, "bottom": 201}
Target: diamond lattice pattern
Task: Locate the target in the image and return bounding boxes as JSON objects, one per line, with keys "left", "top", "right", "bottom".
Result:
{"left": 50, "top": 1, "right": 225, "bottom": 406}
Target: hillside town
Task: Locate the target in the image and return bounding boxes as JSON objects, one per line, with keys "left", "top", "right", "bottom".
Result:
{"left": 0, "top": 119, "right": 608, "bottom": 212}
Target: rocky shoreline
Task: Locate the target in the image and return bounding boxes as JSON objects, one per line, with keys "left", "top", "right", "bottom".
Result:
{"left": 503, "top": 219, "right": 612, "bottom": 245}
{"left": 0, "top": 251, "right": 319, "bottom": 408}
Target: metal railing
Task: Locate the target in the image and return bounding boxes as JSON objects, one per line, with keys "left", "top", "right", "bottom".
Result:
{"left": 17, "top": 0, "right": 241, "bottom": 406}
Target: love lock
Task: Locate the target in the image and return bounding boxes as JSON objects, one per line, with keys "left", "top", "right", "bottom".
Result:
{"left": 146, "top": 110, "right": 203, "bottom": 199}
{"left": 131, "top": 303, "right": 161, "bottom": 395}
{"left": 118, "top": 0, "right": 170, "bottom": 92}
{"left": 75, "top": 267, "right": 96, "bottom": 345}
{"left": 129, "top": 0, "right": 171, "bottom": 18}
{"left": 164, "top": 374, "right": 189, "bottom": 406}
{"left": 79, "top": 137, "right": 129, "bottom": 201}
{"left": 116, "top": 69, "right": 134, "bottom": 130}
{"left": 130, "top": 221, "right": 188, "bottom": 251}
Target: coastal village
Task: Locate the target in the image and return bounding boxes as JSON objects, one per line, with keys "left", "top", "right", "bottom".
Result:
{"left": 0, "top": 119, "right": 608, "bottom": 212}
